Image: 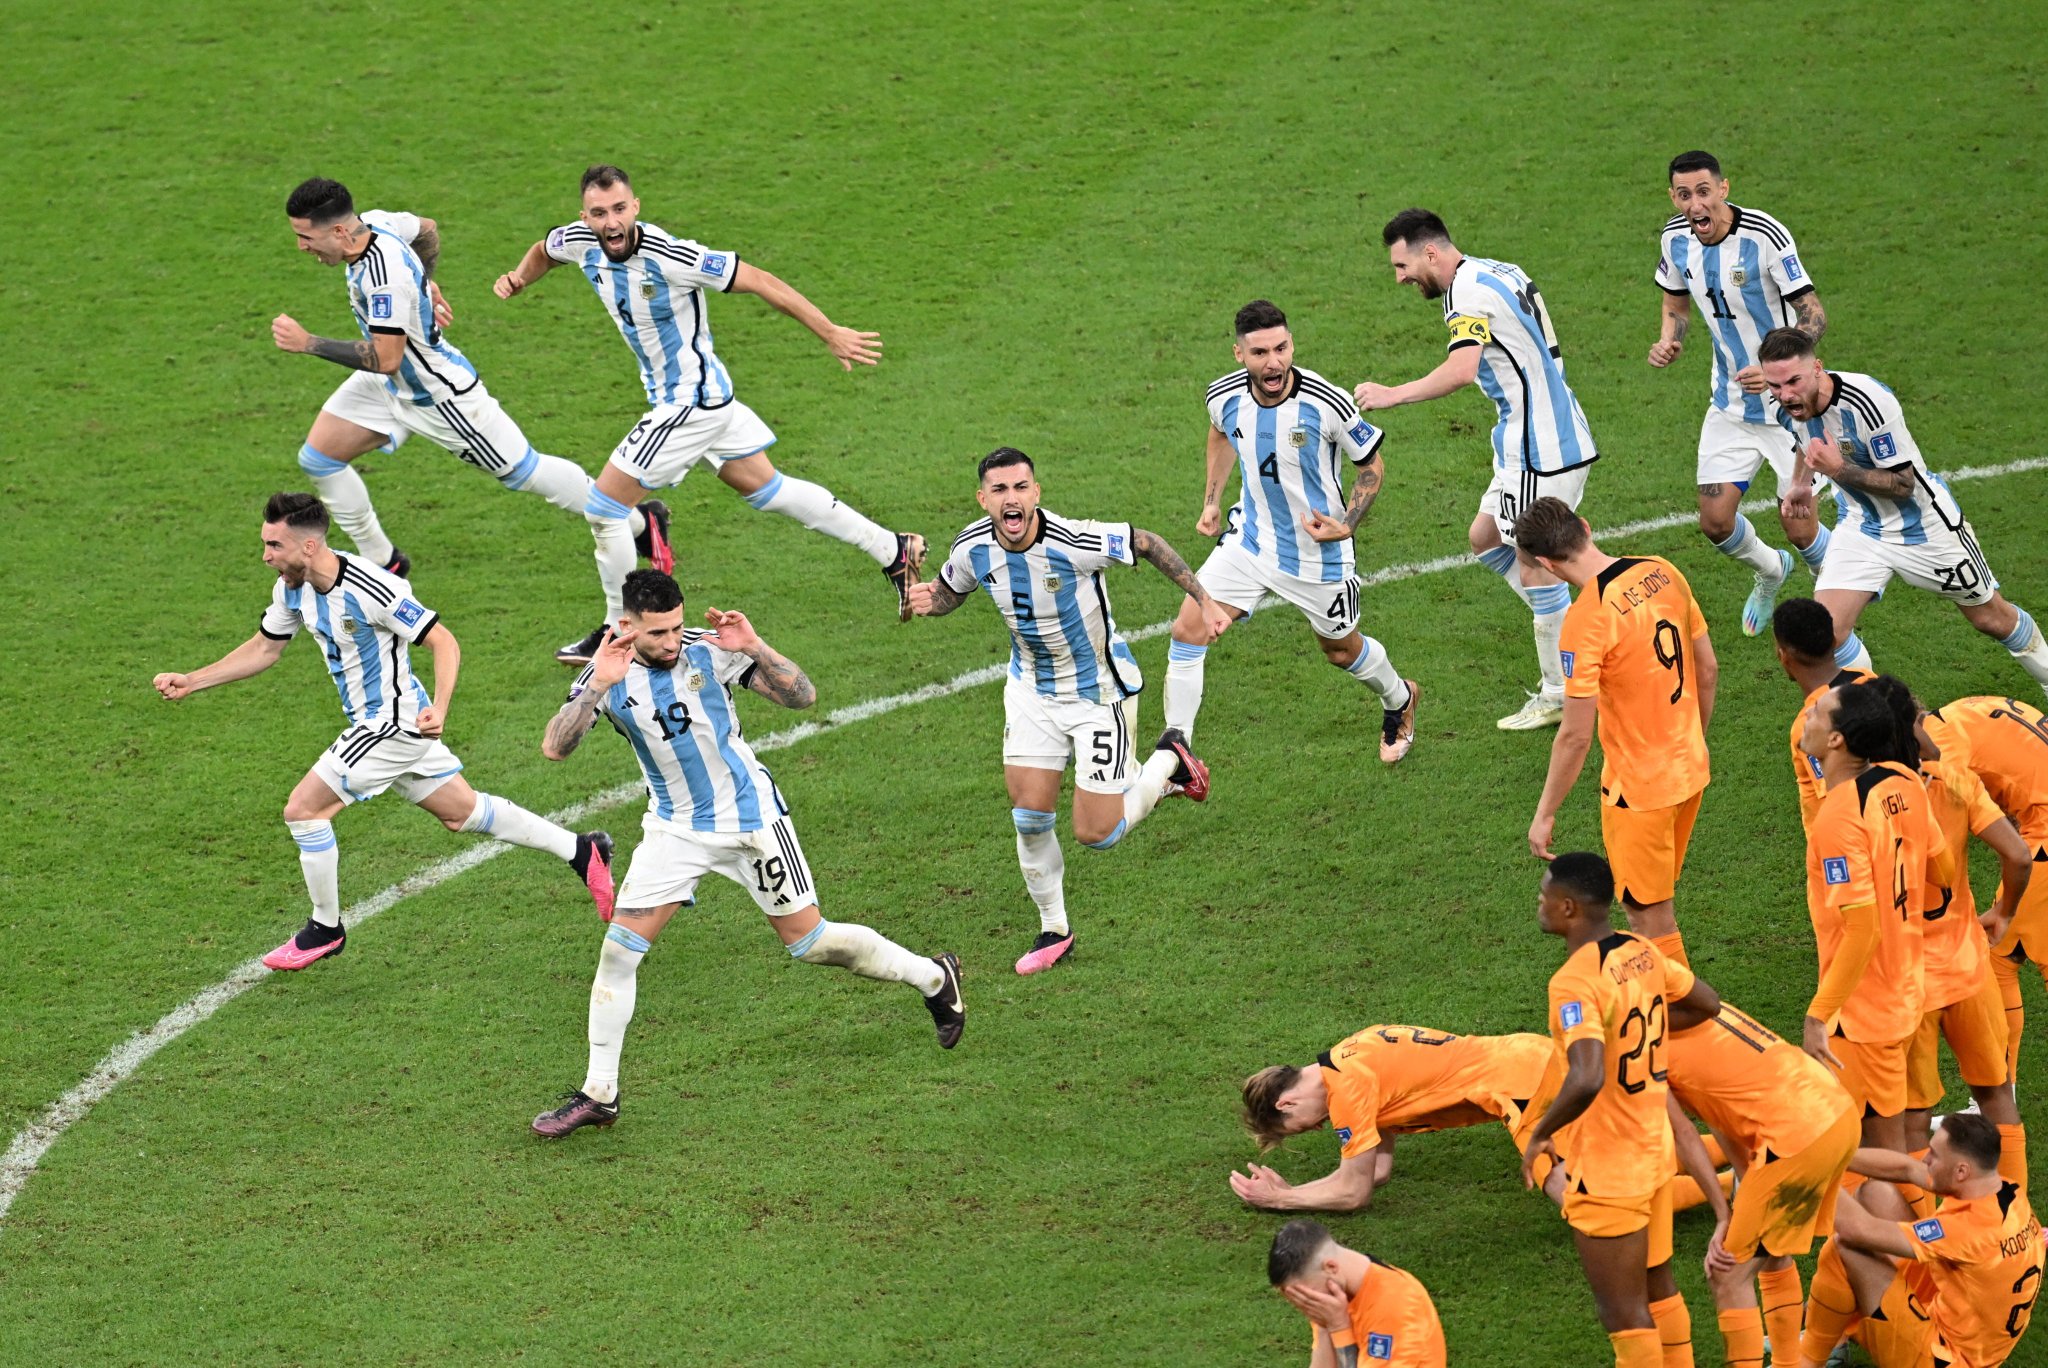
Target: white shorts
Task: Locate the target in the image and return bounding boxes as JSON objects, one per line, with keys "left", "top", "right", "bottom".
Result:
{"left": 1816, "top": 521, "right": 1999, "bottom": 607}
{"left": 608, "top": 400, "right": 777, "bottom": 491}
{"left": 1196, "top": 541, "right": 1361, "bottom": 640}
{"left": 311, "top": 722, "right": 465, "bottom": 806}
{"left": 1481, "top": 463, "right": 1593, "bottom": 545}
{"left": 1003, "top": 676, "right": 1139, "bottom": 795}
{"left": 321, "top": 371, "right": 539, "bottom": 484}
{"left": 1697, "top": 407, "right": 1804, "bottom": 497}
{"left": 615, "top": 812, "right": 818, "bottom": 917}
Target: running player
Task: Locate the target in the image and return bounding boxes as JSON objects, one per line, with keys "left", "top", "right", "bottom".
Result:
{"left": 1665, "top": 995, "right": 1860, "bottom": 1368}
{"left": 1521, "top": 852, "right": 1722, "bottom": 1368}
{"left": 1762, "top": 327, "right": 2048, "bottom": 692}
{"left": 1799, "top": 678, "right": 1931, "bottom": 1155}
{"left": 1649, "top": 151, "right": 1832, "bottom": 634}
{"left": 1773, "top": 596, "right": 1871, "bottom": 832}
{"left": 1798, "top": 1115, "right": 2043, "bottom": 1368}
{"left": 152, "top": 494, "right": 614, "bottom": 969}
{"left": 274, "top": 178, "right": 669, "bottom": 613}
{"left": 492, "top": 164, "right": 924, "bottom": 663}
{"left": 1161, "top": 300, "right": 1420, "bottom": 762}
{"left": 1357, "top": 209, "right": 1599, "bottom": 731}
{"left": 1230, "top": 1024, "right": 1562, "bottom": 1211}
{"left": 529, "top": 569, "right": 962, "bottom": 1137}
{"left": 908, "top": 447, "right": 1226, "bottom": 974}
{"left": 1266, "top": 1219, "right": 1448, "bottom": 1368}
{"left": 1518, "top": 498, "right": 1716, "bottom": 968}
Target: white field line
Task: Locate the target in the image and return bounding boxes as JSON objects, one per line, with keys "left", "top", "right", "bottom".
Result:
{"left": 4, "top": 453, "right": 2044, "bottom": 1230}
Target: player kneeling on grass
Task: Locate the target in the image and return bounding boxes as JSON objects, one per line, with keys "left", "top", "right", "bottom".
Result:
{"left": 1266, "top": 1218, "right": 1447, "bottom": 1368}
{"left": 152, "top": 493, "right": 615, "bottom": 970}
{"left": 530, "top": 569, "right": 962, "bottom": 1137}
{"left": 907, "top": 447, "right": 1229, "bottom": 976}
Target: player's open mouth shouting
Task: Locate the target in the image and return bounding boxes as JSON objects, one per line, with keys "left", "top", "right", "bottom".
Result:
{"left": 998, "top": 503, "right": 1029, "bottom": 538}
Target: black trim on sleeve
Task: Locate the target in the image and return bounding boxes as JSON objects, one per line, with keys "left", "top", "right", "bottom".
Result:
{"left": 409, "top": 612, "right": 441, "bottom": 642}
{"left": 1446, "top": 338, "right": 1482, "bottom": 352}
{"left": 368, "top": 325, "right": 407, "bottom": 336}
{"left": 1659, "top": 284, "right": 1691, "bottom": 298}
{"left": 259, "top": 625, "right": 294, "bottom": 641}
{"left": 737, "top": 662, "right": 759, "bottom": 691}
{"left": 719, "top": 254, "right": 740, "bottom": 291}
{"left": 1781, "top": 284, "right": 1816, "bottom": 304}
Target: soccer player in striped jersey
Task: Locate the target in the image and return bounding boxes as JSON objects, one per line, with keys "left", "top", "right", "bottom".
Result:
{"left": 1358, "top": 209, "right": 1599, "bottom": 732}
{"left": 530, "top": 569, "right": 962, "bottom": 1137}
{"left": 1762, "top": 327, "right": 2048, "bottom": 694}
{"left": 1161, "top": 300, "right": 1420, "bottom": 762}
{"left": 1650, "top": 151, "right": 1834, "bottom": 635}
{"left": 273, "top": 179, "right": 669, "bottom": 624}
{"left": 152, "top": 494, "right": 614, "bottom": 970}
{"left": 1266, "top": 1220, "right": 1449, "bottom": 1368}
{"left": 493, "top": 164, "right": 925, "bottom": 663}
{"left": 908, "top": 447, "right": 1229, "bottom": 975}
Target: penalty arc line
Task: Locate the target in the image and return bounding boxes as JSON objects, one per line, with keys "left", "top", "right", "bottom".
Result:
{"left": 4, "top": 452, "right": 2045, "bottom": 1230}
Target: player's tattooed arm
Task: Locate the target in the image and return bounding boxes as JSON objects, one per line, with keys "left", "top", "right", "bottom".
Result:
{"left": 410, "top": 218, "right": 441, "bottom": 279}
{"left": 743, "top": 647, "right": 817, "bottom": 710}
{"left": 541, "top": 689, "right": 603, "bottom": 760}
{"left": 1341, "top": 457, "right": 1383, "bottom": 532}
{"left": 1826, "top": 461, "right": 1915, "bottom": 499}
{"left": 1132, "top": 528, "right": 1206, "bottom": 600}
{"left": 306, "top": 335, "right": 388, "bottom": 371}
{"left": 1791, "top": 290, "right": 1827, "bottom": 343}
{"left": 911, "top": 577, "right": 970, "bottom": 618}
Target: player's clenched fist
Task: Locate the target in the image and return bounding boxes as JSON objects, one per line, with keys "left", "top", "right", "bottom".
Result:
{"left": 1646, "top": 338, "right": 1682, "bottom": 367}
{"left": 271, "top": 314, "right": 311, "bottom": 353}
{"left": 494, "top": 272, "right": 525, "bottom": 300}
{"left": 1195, "top": 503, "right": 1222, "bottom": 538}
{"left": 905, "top": 581, "right": 942, "bottom": 617}
{"left": 153, "top": 672, "right": 193, "bottom": 700}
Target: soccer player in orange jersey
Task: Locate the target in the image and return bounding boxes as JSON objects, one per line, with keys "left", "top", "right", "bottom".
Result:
{"left": 1231, "top": 1025, "right": 1562, "bottom": 1210}
{"left": 1666, "top": 997, "right": 1861, "bottom": 1368}
{"left": 1799, "top": 1114, "right": 2043, "bottom": 1368}
{"left": 1518, "top": 498, "right": 1717, "bottom": 971}
{"left": 1522, "top": 852, "right": 1724, "bottom": 1368}
{"left": 1266, "top": 1219, "right": 1448, "bottom": 1368}
{"left": 1774, "top": 596, "right": 1872, "bottom": 833}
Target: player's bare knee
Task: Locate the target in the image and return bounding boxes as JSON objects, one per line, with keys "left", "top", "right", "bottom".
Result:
{"left": 1073, "top": 814, "right": 1117, "bottom": 847}
{"left": 1697, "top": 507, "right": 1736, "bottom": 542}
{"left": 1169, "top": 597, "right": 1208, "bottom": 641}
{"left": 1318, "top": 636, "right": 1361, "bottom": 668}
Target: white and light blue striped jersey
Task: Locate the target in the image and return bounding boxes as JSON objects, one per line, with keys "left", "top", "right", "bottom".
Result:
{"left": 259, "top": 552, "right": 437, "bottom": 729}
{"left": 1775, "top": 372, "right": 1966, "bottom": 546}
{"left": 544, "top": 220, "right": 740, "bottom": 409}
{"left": 937, "top": 511, "right": 1142, "bottom": 705}
{"left": 571, "top": 632, "right": 778, "bottom": 835}
{"left": 1205, "top": 366, "right": 1383, "bottom": 583}
{"left": 1656, "top": 206, "right": 1815, "bottom": 424}
{"left": 1442, "top": 255, "right": 1598, "bottom": 475}
{"left": 346, "top": 210, "right": 480, "bottom": 409}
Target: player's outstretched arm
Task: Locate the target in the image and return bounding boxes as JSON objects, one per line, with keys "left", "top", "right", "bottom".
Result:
{"left": 907, "top": 578, "right": 969, "bottom": 619}
{"left": 1355, "top": 346, "right": 1480, "bottom": 411}
{"left": 543, "top": 628, "right": 635, "bottom": 760}
{"left": 1845, "top": 1146, "right": 1934, "bottom": 1192}
{"left": 271, "top": 315, "right": 405, "bottom": 375}
{"left": 1197, "top": 425, "right": 1235, "bottom": 536}
{"left": 1229, "top": 1154, "right": 1378, "bottom": 1212}
{"left": 1648, "top": 292, "right": 1690, "bottom": 367}
{"left": 1301, "top": 455, "right": 1384, "bottom": 543}
{"left": 1828, "top": 1184, "right": 1917, "bottom": 1259}
{"left": 1521, "top": 1039, "right": 1603, "bottom": 1189}
{"left": 729, "top": 261, "right": 881, "bottom": 371}
{"left": 705, "top": 608, "right": 817, "bottom": 710}
{"left": 1528, "top": 696, "right": 1597, "bottom": 859}
{"left": 414, "top": 623, "right": 460, "bottom": 738}
{"left": 495, "top": 240, "right": 558, "bottom": 300}
{"left": 153, "top": 634, "right": 289, "bottom": 700}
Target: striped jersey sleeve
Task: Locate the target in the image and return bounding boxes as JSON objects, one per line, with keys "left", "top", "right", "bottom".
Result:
{"left": 260, "top": 580, "right": 302, "bottom": 640}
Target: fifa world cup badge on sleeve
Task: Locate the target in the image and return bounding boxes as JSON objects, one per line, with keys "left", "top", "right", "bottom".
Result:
{"left": 701, "top": 252, "right": 728, "bottom": 276}
{"left": 1913, "top": 1218, "right": 1944, "bottom": 1242}
{"left": 1560, "top": 1001, "right": 1584, "bottom": 1029}
{"left": 393, "top": 598, "right": 426, "bottom": 627}
{"left": 371, "top": 293, "right": 394, "bottom": 320}
{"left": 1105, "top": 532, "right": 1126, "bottom": 561}
{"left": 1366, "top": 1332, "right": 1395, "bottom": 1360}
{"left": 1869, "top": 433, "right": 1897, "bottom": 461}
{"left": 1823, "top": 857, "right": 1850, "bottom": 886}
{"left": 1560, "top": 650, "right": 1575, "bottom": 678}
{"left": 546, "top": 226, "right": 567, "bottom": 254}
{"left": 1783, "top": 254, "right": 1804, "bottom": 282}
{"left": 1335, "top": 1126, "right": 1353, "bottom": 1146}
{"left": 1348, "top": 419, "right": 1376, "bottom": 446}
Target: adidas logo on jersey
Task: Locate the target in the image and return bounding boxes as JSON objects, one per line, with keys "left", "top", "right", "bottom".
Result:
{"left": 1229, "top": 427, "right": 1243, "bottom": 439}
{"left": 980, "top": 571, "right": 998, "bottom": 587}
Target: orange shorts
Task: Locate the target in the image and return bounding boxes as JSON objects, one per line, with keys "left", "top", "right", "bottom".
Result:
{"left": 1725, "top": 1104, "right": 1858, "bottom": 1260}
{"left": 1907, "top": 973, "right": 2009, "bottom": 1108}
{"left": 1601, "top": 789, "right": 1703, "bottom": 908}
{"left": 1992, "top": 844, "right": 2048, "bottom": 962}
{"left": 1832, "top": 1033, "right": 1910, "bottom": 1119}
{"left": 1851, "top": 1265, "right": 1938, "bottom": 1368}
{"left": 1562, "top": 1181, "right": 1674, "bottom": 1268}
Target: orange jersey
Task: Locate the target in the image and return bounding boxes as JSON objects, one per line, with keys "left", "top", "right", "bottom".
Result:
{"left": 1904, "top": 1181, "right": 2045, "bottom": 1368}
{"left": 1792, "top": 668, "right": 1872, "bottom": 832}
{"left": 1331, "top": 1257, "right": 1448, "bottom": 1367}
{"left": 1805, "top": 762, "right": 1929, "bottom": 1041}
{"left": 1560, "top": 556, "right": 1711, "bottom": 811}
{"left": 1937, "top": 696, "right": 2048, "bottom": 845}
{"left": 1318, "top": 1027, "right": 1555, "bottom": 1159}
{"left": 1667, "top": 1004, "right": 1854, "bottom": 1164}
{"left": 1919, "top": 716, "right": 2006, "bottom": 1009}
{"left": 1547, "top": 931, "right": 1695, "bottom": 1197}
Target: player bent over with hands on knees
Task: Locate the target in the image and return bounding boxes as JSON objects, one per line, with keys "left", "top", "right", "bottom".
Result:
{"left": 1265, "top": 1218, "right": 1447, "bottom": 1368}
{"left": 153, "top": 493, "right": 614, "bottom": 971}
{"left": 908, "top": 447, "right": 1227, "bottom": 975}
{"left": 530, "top": 569, "right": 961, "bottom": 1138}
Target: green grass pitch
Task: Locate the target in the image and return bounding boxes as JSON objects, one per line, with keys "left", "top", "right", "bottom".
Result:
{"left": 4, "top": 1, "right": 2046, "bottom": 1362}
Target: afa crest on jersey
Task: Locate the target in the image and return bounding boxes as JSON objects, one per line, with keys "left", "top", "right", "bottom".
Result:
{"left": 685, "top": 669, "right": 706, "bottom": 693}
{"left": 338, "top": 615, "right": 359, "bottom": 635}
{"left": 1730, "top": 266, "right": 1748, "bottom": 287}
{"left": 1287, "top": 426, "right": 1309, "bottom": 448}
{"left": 1043, "top": 573, "right": 1063, "bottom": 593}
{"left": 639, "top": 281, "right": 657, "bottom": 300}
{"left": 1823, "top": 857, "right": 1850, "bottom": 885}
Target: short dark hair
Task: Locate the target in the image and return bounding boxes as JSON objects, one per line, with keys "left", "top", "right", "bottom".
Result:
{"left": 1938, "top": 1111, "right": 2003, "bottom": 1172}
{"left": 1757, "top": 327, "right": 1816, "bottom": 364}
{"left": 1772, "top": 598, "right": 1836, "bottom": 661}
{"left": 1668, "top": 150, "right": 1723, "bottom": 180}
{"left": 978, "top": 446, "right": 1034, "bottom": 482}
{"left": 263, "top": 491, "right": 329, "bottom": 536}
{"left": 1382, "top": 207, "right": 1452, "bottom": 250}
{"left": 285, "top": 177, "right": 354, "bottom": 225}
{"left": 581, "top": 164, "right": 632, "bottom": 194}
{"left": 1267, "top": 1219, "right": 1336, "bottom": 1286}
{"left": 1511, "top": 497, "right": 1588, "bottom": 561}
{"left": 1234, "top": 299, "right": 1288, "bottom": 338}
{"left": 1547, "top": 852, "right": 1615, "bottom": 908}
{"left": 1240, "top": 1065, "right": 1303, "bottom": 1152}
{"left": 1832, "top": 677, "right": 1916, "bottom": 768}
{"left": 621, "top": 568, "right": 683, "bottom": 616}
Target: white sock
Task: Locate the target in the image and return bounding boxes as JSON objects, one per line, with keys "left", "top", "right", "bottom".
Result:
{"left": 589, "top": 517, "right": 634, "bottom": 622}
{"left": 1342, "top": 637, "right": 1409, "bottom": 708}
{"left": 583, "top": 923, "right": 647, "bottom": 1104}
{"left": 300, "top": 444, "right": 394, "bottom": 564}
{"left": 287, "top": 819, "right": 341, "bottom": 927}
{"left": 1121, "top": 748, "right": 1181, "bottom": 830}
{"left": 746, "top": 473, "right": 896, "bottom": 564}
{"left": 1835, "top": 632, "right": 1874, "bottom": 674}
{"left": 1713, "top": 514, "right": 1785, "bottom": 576}
{"left": 2001, "top": 607, "right": 2048, "bottom": 687}
{"left": 510, "top": 452, "right": 594, "bottom": 517}
{"left": 1522, "top": 579, "right": 1571, "bottom": 700}
{"left": 789, "top": 919, "right": 944, "bottom": 994}
{"left": 1164, "top": 640, "right": 1208, "bottom": 738}
{"left": 459, "top": 792, "right": 577, "bottom": 861}
{"left": 1011, "top": 809, "right": 1067, "bottom": 935}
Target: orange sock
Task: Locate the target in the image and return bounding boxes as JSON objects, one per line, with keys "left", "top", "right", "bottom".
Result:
{"left": 1667, "top": 1170, "right": 1735, "bottom": 1213}
{"left": 1652, "top": 931, "right": 1690, "bottom": 969}
{"left": 1994, "top": 950, "right": 2024, "bottom": 1077}
{"left": 1999, "top": 1123, "right": 2028, "bottom": 1189}
{"left": 1649, "top": 1294, "right": 1693, "bottom": 1367}
{"left": 1800, "top": 1241, "right": 1861, "bottom": 1365}
{"left": 1756, "top": 1263, "right": 1804, "bottom": 1362}
{"left": 1716, "top": 1307, "right": 1764, "bottom": 1368}
{"left": 1611, "top": 1326, "right": 1662, "bottom": 1367}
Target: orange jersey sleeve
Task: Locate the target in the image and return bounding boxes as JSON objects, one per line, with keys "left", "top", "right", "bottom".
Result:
{"left": 1902, "top": 1184, "right": 2045, "bottom": 1367}
{"left": 1667, "top": 1005, "right": 1852, "bottom": 1162}
{"left": 1548, "top": 933, "right": 1678, "bottom": 1196}
{"left": 1559, "top": 556, "right": 1710, "bottom": 811}
{"left": 1940, "top": 695, "right": 2048, "bottom": 844}
{"left": 1344, "top": 1258, "right": 1449, "bottom": 1367}
{"left": 1319, "top": 1036, "right": 1387, "bottom": 1159}
{"left": 1805, "top": 767, "right": 1928, "bottom": 1040}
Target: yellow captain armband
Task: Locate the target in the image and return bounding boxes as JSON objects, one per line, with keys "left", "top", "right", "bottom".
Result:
{"left": 1446, "top": 314, "right": 1491, "bottom": 347}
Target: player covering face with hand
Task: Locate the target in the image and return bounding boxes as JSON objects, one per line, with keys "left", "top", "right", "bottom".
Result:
{"left": 1265, "top": 1219, "right": 1448, "bottom": 1368}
